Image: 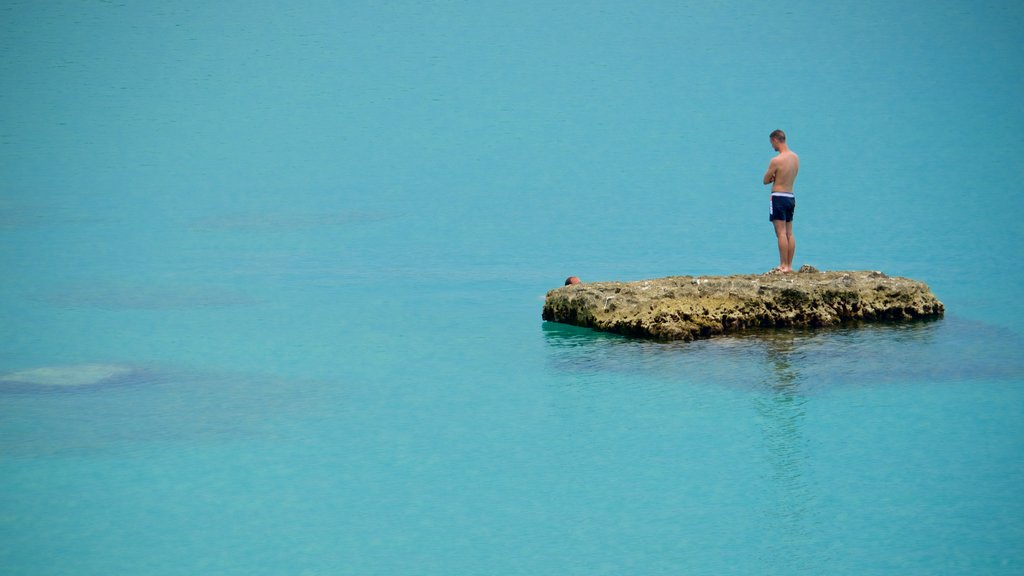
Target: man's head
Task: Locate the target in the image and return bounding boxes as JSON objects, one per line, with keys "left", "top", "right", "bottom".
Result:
{"left": 565, "top": 276, "right": 581, "bottom": 286}
{"left": 769, "top": 129, "right": 786, "bottom": 151}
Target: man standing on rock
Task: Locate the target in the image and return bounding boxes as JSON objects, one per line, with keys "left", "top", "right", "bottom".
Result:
{"left": 763, "top": 129, "right": 799, "bottom": 272}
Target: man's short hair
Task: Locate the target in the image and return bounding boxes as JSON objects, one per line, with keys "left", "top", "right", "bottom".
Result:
{"left": 770, "top": 129, "right": 786, "bottom": 142}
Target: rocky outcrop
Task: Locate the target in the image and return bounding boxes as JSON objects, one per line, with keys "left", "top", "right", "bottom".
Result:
{"left": 542, "top": 268, "right": 944, "bottom": 341}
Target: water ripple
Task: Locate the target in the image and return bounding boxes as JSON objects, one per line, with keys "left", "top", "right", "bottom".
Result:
{"left": 38, "top": 283, "right": 259, "bottom": 310}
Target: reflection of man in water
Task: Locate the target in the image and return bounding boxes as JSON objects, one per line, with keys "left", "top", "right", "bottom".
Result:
{"left": 763, "top": 129, "right": 800, "bottom": 273}
{"left": 755, "top": 332, "right": 811, "bottom": 564}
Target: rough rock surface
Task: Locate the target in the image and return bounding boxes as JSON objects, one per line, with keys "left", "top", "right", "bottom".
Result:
{"left": 542, "top": 268, "right": 944, "bottom": 341}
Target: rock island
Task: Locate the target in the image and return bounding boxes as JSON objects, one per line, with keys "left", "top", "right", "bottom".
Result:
{"left": 542, "top": 268, "right": 944, "bottom": 341}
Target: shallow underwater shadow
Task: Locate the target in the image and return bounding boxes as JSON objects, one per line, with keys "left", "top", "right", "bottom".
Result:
{"left": 0, "top": 365, "right": 339, "bottom": 458}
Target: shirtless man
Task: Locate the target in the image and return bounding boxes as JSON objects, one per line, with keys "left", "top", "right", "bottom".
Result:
{"left": 763, "top": 129, "right": 800, "bottom": 272}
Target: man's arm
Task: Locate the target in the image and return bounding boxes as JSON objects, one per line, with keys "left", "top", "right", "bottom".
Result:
{"left": 763, "top": 158, "right": 777, "bottom": 185}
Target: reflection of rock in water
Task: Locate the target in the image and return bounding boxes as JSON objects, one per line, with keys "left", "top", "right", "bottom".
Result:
{"left": 0, "top": 364, "right": 162, "bottom": 392}
{"left": 541, "top": 322, "right": 637, "bottom": 375}
{"left": 543, "top": 315, "right": 1024, "bottom": 390}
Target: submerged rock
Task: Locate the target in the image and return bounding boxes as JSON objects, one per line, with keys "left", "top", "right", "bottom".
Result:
{"left": 542, "top": 269, "right": 944, "bottom": 341}
{"left": 0, "top": 364, "right": 147, "bottom": 391}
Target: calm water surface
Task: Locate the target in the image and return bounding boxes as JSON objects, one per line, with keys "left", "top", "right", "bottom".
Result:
{"left": 2, "top": 1, "right": 1023, "bottom": 574}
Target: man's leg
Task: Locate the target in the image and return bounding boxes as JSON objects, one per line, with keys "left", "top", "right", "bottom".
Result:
{"left": 785, "top": 221, "right": 795, "bottom": 271}
{"left": 773, "top": 219, "right": 790, "bottom": 271}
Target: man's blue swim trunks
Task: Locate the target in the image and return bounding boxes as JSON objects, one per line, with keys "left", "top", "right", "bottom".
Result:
{"left": 769, "top": 192, "right": 795, "bottom": 222}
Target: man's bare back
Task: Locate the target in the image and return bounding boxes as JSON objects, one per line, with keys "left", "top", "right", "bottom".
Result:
{"left": 763, "top": 148, "right": 799, "bottom": 192}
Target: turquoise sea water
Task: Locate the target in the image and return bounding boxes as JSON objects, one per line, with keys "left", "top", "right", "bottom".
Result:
{"left": 2, "top": 1, "right": 1023, "bottom": 574}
